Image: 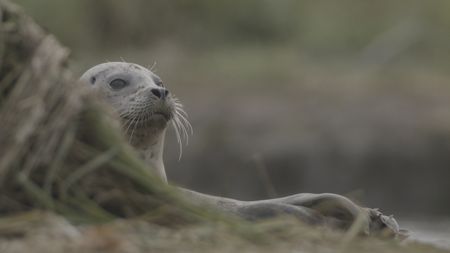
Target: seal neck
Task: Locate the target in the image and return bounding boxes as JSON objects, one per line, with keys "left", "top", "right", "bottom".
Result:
{"left": 139, "top": 131, "right": 168, "bottom": 183}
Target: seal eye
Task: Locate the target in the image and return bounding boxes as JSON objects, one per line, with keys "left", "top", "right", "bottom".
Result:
{"left": 90, "top": 76, "right": 96, "bottom": 85}
{"left": 109, "top": 78, "right": 128, "bottom": 90}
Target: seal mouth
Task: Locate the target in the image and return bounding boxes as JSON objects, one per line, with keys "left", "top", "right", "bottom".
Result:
{"left": 153, "top": 111, "right": 172, "bottom": 121}
{"left": 121, "top": 110, "right": 172, "bottom": 122}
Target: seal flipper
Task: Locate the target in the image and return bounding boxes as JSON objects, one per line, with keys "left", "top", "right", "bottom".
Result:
{"left": 236, "top": 202, "right": 323, "bottom": 225}
{"left": 367, "top": 208, "right": 409, "bottom": 239}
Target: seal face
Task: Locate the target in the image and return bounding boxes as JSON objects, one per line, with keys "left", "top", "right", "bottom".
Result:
{"left": 80, "top": 62, "right": 190, "bottom": 150}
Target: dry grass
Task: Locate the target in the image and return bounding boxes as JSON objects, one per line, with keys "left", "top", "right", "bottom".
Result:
{"left": 0, "top": 0, "right": 216, "bottom": 225}
{"left": 0, "top": 211, "right": 448, "bottom": 253}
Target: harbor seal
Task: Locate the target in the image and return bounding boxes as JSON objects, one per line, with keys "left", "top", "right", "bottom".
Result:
{"left": 80, "top": 62, "right": 406, "bottom": 238}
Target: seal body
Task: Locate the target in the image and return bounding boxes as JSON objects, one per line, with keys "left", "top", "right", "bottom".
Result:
{"left": 80, "top": 62, "right": 406, "bottom": 238}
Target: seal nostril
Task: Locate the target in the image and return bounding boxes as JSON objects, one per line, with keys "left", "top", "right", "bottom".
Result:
{"left": 151, "top": 88, "right": 162, "bottom": 98}
{"left": 151, "top": 88, "right": 169, "bottom": 99}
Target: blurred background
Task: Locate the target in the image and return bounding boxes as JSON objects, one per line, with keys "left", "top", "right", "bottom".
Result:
{"left": 15, "top": 0, "right": 450, "bottom": 220}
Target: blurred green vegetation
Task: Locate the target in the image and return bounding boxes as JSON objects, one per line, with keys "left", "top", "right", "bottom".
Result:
{"left": 14, "top": 0, "right": 450, "bottom": 66}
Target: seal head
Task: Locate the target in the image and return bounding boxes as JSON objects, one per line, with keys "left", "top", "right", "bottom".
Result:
{"left": 80, "top": 62, "right": 191, "bottom": 182}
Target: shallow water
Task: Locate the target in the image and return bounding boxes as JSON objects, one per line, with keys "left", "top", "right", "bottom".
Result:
{"left": 401, "top": 218, "right": 450, "bottom": 250}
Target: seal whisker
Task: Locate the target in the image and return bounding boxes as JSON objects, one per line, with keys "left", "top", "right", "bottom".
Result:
{"left": 173, "top": 100, "right": 190, "bottom": 120}
{"left": 175, "top": 108, "right": 193, "bottom": 135}
{"left": 172, "top": 115, "right": 185, "bottom": 141}
{"left": 174, "top": 104, "right": 189, "bottom": 117}
{"left": 180, "top": 113, "right": 193, "bottom": 135}
{"left": 120, "top": 110, "right": 139, "bottom": 128}
{"left": 123, "top": 112, "right": 137, "bottom": 136}
{"left": 121, "top": 118, "right": 133, "bottom": 130}
{"left": 174, "top": 113, "right": 188, "bottom": 145}
{"left": 129, "top": 109, "right": 144, "bottom": 143}
{"left": 172, "top": 120, "right": 183, "bottom": 160}
{"left": 119, "top": 110, "right": 137, "bottom": 120}
{"left": 149, "top": 61, "right": 157, "bottom": 71}
{"left": 117, "top": 106, "right": 134, "bottom": 116}
{"left": 174, "top": 111, "right": 189, "bottom": 144}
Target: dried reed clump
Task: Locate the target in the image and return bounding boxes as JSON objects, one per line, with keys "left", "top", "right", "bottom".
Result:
{"left": 0, "top": 0, "right": 212, "bottom": 225}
